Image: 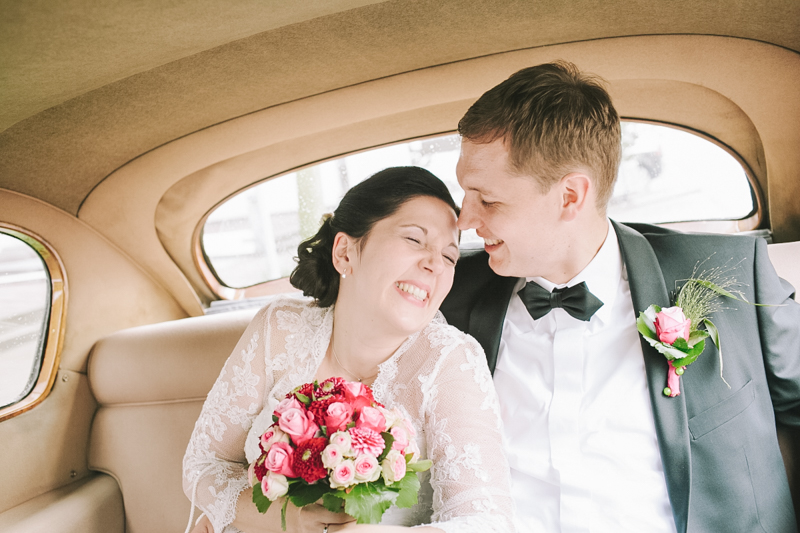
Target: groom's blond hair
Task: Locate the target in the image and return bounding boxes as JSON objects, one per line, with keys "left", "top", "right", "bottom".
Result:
{"left": 458, "top": 61, "right": 621, "bottom": 211}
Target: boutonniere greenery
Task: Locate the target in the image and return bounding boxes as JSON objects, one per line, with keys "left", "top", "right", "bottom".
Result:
{"left": 636, "top": 261, "right": 767, "bottom": 398}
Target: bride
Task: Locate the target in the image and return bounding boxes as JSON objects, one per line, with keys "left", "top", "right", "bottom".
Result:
{"left": 183, "top": 167, "right": 515, "bottom": 533}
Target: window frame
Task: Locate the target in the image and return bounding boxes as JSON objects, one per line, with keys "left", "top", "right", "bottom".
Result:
{"left": 195, "top": 121, "right": 764, "bottom": 301}
{"left": 0, "top": 224, "right": 67, "bottom": 422}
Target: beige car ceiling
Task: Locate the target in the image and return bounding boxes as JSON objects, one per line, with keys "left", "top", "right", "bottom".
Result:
{"left": 2, "top": 0, "right": 800, "bottom": 316}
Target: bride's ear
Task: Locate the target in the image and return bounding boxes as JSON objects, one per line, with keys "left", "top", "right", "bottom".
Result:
{"left": 331, "top": 232, "right": 357, "bottom": 276}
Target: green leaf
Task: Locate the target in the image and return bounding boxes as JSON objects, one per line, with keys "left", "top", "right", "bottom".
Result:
{"left": 295, "top": 392, "right": 311, "bottom": 405}
{"left": 672, "top": 339, "right": 705, "bottom": 367}
{"left": 394, "top": 472, "right": 422, "bottom": 508}
{"left": 287, "top": 481, "right": 330, "bottom": 507}
{"left": 637, "top": 312, "right": 657, "bottom": 340}
{"left": 321, "top": 492, "right": 346, "bottom": 513}
{"left": 687, "top": 329, "right": 709, "bottom": 347}
{"left": 377, "top": 432, "right": 395, "bottom": 462}
{"left": 339, "top": 482, "right": 399, "bottom": 524}
{"left": 252, "top": 482, "right": 273, "bottom": 514}
{"left": 671, "top": 337, "right": 691, "bottom": 351}
{"left": 704, "top": 319, "right": 731, "bottom": 389}
{"left": 406, "top": 459, "right": 432, "bottom": 472}
{"left": 641, "top": 335, "right": 690, "bottom": 360}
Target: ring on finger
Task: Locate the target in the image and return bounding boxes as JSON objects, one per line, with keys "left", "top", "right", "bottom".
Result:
{"left": 323, "top": 525, "right": 329, "bottom": 533}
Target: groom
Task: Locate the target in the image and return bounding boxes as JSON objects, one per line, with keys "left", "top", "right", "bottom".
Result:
{"left": 441, "top": 61, "right": 800, "bottom": 533}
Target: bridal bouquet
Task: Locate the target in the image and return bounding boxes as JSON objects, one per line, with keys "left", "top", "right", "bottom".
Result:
{"left": 248, "top": 377, "right": 431, "bottom": 528}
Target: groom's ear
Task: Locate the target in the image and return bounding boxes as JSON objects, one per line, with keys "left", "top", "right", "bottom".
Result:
{"left": 559, "top": 172, "right": 592, "bottom": 222}
{"left": 331, "top": 232, "right": 356, "bottom": 274}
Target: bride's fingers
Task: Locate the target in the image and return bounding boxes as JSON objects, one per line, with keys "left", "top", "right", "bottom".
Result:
{"left": 303, "top": 502, "right": 355, "bottom": 525}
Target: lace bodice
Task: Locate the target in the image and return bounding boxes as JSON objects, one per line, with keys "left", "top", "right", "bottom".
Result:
{"left": 183, "top": 295, "right": 515, "bottom": 533}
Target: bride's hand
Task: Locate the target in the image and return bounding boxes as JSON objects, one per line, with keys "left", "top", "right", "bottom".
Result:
{"left": 233, "top": 490, "right": 355, "bottom": 533}
{"left": 284, "top": 502, "right": 356, "bottom": 533}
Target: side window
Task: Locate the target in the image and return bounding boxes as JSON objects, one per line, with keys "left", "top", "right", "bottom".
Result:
{"left": 0, "top": 228, "right": 66, "bottom": 421}
{"left": 200, "top": 123, "right": 757, "bottom": 301}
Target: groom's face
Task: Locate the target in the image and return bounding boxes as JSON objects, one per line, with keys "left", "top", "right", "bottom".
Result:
{"left": 456, "top": 138, "right": 565, "bottom": 279}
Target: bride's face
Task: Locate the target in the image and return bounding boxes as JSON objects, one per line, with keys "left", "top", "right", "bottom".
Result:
{"left": 341, "top": 195, "right": 459, "bottom": 336}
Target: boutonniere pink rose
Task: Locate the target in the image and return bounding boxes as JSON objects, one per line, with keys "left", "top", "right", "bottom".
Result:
{"left": 636, "top": 260, "right": 774, "bottom": 398}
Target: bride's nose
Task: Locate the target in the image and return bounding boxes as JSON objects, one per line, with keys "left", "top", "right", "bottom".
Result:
{"left": 420, "top": 249, "right": 445, "bottom": 275}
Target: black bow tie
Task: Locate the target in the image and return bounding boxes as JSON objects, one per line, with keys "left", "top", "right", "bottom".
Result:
{"left": 518, "top": 281, "right": 604, "bottom": 322}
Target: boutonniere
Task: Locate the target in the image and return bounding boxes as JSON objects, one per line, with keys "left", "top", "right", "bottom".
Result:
{"left": 636, "top": 261, "right": 764, "bottom": 398}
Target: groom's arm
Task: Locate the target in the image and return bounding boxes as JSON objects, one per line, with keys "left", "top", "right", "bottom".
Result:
{"left": 755, "top": 237, "right": 800, "bottom": 424}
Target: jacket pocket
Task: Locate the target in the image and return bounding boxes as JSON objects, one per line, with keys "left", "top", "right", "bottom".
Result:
{"left": 688, "top": 380, "right": 755, "bottom": 440}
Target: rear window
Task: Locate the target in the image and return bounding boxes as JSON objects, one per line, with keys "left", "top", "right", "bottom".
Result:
{"left": 0, "top": 231, "right": 51, "bottom": 409}
{"left": 201, "top": 122, "right": 756, "bottom": 294}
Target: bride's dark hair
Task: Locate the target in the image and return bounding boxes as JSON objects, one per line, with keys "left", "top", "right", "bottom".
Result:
{"left": 290, "top": 166, "right": 459, "bottom": 307}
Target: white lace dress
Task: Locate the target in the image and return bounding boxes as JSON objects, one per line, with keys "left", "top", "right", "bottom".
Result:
{"left": 183, "top": 295, "right": 515, "bottom": 533}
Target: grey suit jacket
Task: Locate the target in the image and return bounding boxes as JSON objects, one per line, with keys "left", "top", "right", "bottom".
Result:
{"left": 440, "top": 221, "right": 800, "bottom": 533}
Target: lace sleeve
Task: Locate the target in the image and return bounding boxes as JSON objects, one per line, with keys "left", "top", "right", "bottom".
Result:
{"left": 421, "top": 327, "right": 516, "bottom": 533}
{"left": 182, "top": 305, "right": 272, "bottom": 533}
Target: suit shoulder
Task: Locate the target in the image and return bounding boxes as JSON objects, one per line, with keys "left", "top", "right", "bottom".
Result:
{"left": 620, "top": 221, "right": 759, "bottom": 251}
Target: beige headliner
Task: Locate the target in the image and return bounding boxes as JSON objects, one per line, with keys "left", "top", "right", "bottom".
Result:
{"left": 2, "top": 0, "right": 800, "bottom": 314}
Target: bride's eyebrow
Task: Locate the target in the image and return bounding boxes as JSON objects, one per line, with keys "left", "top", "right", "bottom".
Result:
{"left": 399, "top": 224, "right": 427, "bottom": 234}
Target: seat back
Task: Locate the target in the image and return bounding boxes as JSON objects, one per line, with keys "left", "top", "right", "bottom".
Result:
{"left": 87, "top": 308, "right": 256, "bottom": 533}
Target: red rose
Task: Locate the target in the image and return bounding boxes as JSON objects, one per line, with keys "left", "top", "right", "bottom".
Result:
{"left": 292, "top": 437, "right": 328, "bottom": 483}
{"left": 344, "top": 381, "right": 375, "bottom": 412}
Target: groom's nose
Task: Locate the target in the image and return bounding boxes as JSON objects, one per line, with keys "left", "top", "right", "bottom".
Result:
{"left": 457, "top": 198, "right": 479, "bottom": 231}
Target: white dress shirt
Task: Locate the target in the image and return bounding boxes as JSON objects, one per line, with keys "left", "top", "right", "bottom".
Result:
{"left": 495, "top": 221, "right": 676, "bottom": 533}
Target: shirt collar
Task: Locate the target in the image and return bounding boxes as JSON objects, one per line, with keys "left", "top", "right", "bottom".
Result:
{"left": 524, "top": 219, "right": 622, "bottom": 326}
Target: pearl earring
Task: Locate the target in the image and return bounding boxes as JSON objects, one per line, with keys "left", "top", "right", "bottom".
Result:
{"left": 341, "top": 268, "right": 348, "bottom": 279}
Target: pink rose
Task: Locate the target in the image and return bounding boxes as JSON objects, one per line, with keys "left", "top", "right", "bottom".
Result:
{"left": 353, "top": 454, "right": 380, "bottom": 482}
{"left": 261, "top": 472, "right": 289, "bottom": 500}
{"left": 325, "top": 402, "right": 354, "bottom": 433}
{"left": 265, "top": 442, "right": 296, "bottom": 477}
{"left": 260, "top": 425, "right": 290, "bottom": 452}
{"left": 655, "top": 306, "right": 691, "bottom": 345}
{"left": 381, "top": 450, "right": 406, "bottom": 485}
{"left": 273, "top": 397, "right": 303, "bottom": 418}
{"left": 356, "top": 406, "right": 386, "bottom": 433}
{"left": 321, "top": 443, "right": 344, "bottom": 469}
{"left": 390, "top": 426, "right": 409, "bottom": 452}
{"left": 329, "top": 431, "right": 353, "bottom": 454}
{"left": 330, "top": 460, "right": 357, "bottom": 489}
{"left": 278, "top": 408, "right": 319, "bottom": 445}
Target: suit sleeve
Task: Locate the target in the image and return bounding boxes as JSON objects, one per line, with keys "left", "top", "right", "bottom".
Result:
{"left": 755, "top": 238, "right": 800, "bottom": 426}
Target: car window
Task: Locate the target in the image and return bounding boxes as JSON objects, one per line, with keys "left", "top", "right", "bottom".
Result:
{"left": 201, "top": 122, "right": 756, "bottom": 293}
{"left": 0, "top": 231, "right": 51, "bottom": 409}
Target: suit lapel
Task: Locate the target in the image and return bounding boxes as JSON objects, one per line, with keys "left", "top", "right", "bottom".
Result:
{"left": 613, "top": 220, "right": 691, "bottom": 533}
{"left": 468, "top": 274, "right": 518, "bottom": 374}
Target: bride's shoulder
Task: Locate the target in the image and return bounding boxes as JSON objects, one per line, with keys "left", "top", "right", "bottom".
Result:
{"left": 420, "top": 312, "right": 484, "bottom": 354}
{"left": 251, "top": 294, "right": 324, "bottom": 325}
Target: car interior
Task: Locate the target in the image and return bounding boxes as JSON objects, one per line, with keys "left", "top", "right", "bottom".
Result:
{"left": 1, "top": 1, "right": 799, "bottom": 532}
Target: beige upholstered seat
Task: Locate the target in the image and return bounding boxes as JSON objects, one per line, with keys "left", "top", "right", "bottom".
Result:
{"left": 87, "top": 308, "right": 257, "bottom": 533}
